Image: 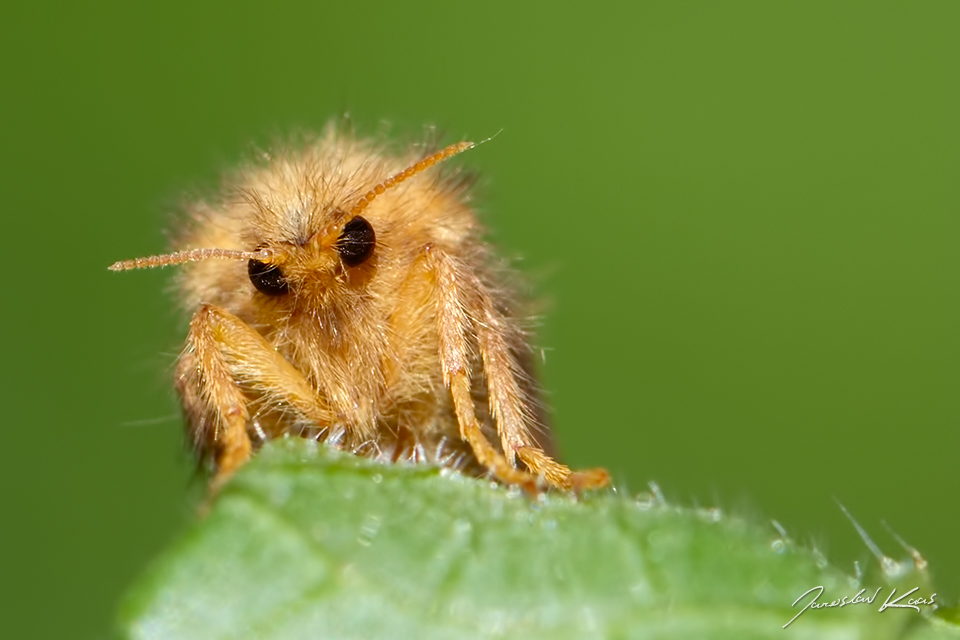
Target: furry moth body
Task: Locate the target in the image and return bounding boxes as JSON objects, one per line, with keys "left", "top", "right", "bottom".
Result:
{"left": 111, "top": 125, "right": 610, "bottom": 492}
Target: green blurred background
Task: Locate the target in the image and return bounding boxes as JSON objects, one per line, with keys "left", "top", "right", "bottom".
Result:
{"left": 2, "top": 2, "right": 957, "bottom": 637}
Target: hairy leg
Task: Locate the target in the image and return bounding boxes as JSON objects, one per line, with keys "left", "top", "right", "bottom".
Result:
{"left": 427, "top": 247, "right": 609, "bottom": 491}
{"left": 178, "top": 304, "right": 332, "bottom": 488}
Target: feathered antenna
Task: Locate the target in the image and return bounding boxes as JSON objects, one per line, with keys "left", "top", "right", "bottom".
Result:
{"left": 109, "top": 247, "right": 277, "bottom": 271}
{"left": 349, "top": 141, "right": 474, "bottom": 217}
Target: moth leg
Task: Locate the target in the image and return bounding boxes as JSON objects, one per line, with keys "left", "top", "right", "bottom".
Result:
{"left": 425, "top": 246, "right": 610, "bottom": 491}
{"left": 428, "top": 248, "right": 541, "bottom": 491}
{"left": 178, "top": 303, "right": 332, "bottom": 489}
{"left": 469, "top": 277, "right": 611, "bottom": 491}
{"left": 515, "top": 446, "right": 610, "bottom": 492}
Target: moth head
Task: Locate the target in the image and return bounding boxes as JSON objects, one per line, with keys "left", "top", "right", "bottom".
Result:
{"left": 243, "top": 212, "right": 378, "bottom": 299}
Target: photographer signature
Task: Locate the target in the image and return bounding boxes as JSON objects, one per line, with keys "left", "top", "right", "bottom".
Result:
{"left": 784, "top": 585, "right": 936, "bottom": 628}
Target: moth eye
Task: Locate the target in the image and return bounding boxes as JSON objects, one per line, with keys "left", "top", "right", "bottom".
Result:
{"left": 247, "top": 259, "right": 289, "bottom": 296}
{"left": 336, "top": 215, "right": 376, "bottom": 267}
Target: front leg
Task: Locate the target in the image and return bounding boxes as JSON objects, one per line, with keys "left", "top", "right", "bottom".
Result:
{"left": 177, "top": 304, "right": 332, "bottom": 489}
{"left": 426, "top": 247, "right": 610, "bottom": 491}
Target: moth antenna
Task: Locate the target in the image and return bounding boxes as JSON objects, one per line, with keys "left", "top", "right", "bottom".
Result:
{"left": 109, "top": 247, "right": 277, "bottom": 271}
{"left": 475, "top": 128, "right": 503, "bottom": 146}
{"left": 349, "top": 141, "right": 475, "bottom": 217}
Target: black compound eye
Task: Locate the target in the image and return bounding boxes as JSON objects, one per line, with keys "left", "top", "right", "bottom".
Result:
{"left": 247, "top": 259, "right": 289, "bottom": 296}
{"left": 336, "top": 215, "right": 376, "bottom": 267}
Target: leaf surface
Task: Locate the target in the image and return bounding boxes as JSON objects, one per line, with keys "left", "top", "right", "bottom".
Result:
{"left": 119, "top": 439, "right": 958, "bottom": 640}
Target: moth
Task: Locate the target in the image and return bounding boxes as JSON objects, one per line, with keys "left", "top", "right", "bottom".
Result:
{"left": 111, "top": 124, "right": 610, "bottom": 493}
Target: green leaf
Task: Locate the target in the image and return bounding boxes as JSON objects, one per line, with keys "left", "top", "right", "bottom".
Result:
{"left": 118, "top": 439, "right": 958, "bottom": 640}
